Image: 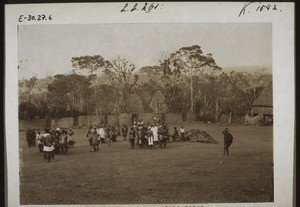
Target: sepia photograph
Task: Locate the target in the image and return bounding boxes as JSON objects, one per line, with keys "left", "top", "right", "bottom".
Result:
{"left": 17, "top": 23, "right": 274, "bottom": 205}
{"left": 5, "top": 2, "right": 294, "bottom": 207}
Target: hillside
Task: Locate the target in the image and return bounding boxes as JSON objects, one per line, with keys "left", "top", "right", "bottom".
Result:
{"left": 221, "top": 65, "right": 272, "bottom": 74}
{"left": 18, "top": 65, "right": 272, "bottom": 93}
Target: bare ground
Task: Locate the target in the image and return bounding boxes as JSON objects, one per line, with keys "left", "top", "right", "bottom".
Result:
{"left": 19, "top": 124, "right": 273, "bottom": 205}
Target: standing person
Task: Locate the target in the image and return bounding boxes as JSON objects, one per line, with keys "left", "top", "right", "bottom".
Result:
{"left": 26, "top": 129, "right": 35, "bottom": 147}
{"left": 87, "top": 127, "right": 93, "bottom": 149}
{"left": 36, "top": 131, "right": 44, "bottom": 152}
{"left": 142, "top": 126, "right": 148, "bottom": 147}
{"left": 89, "top": 121, "right": 94, "bottom": 129}
{"left": 68, "top": 128, "right": 75, "bottom": 148}
{"left": 151, "top": 124, "right": 158, "bottom": 144}
{"left": 223, "top": 128, "right": 233, "bottom": 156}
{"left": 162, "top": 126, "right": 168, "bottom": 148}
{"left": 106, "top": 126, "right": 112, "bottom": 146}
{"left": 158, "top": 126, "right": 164, "bottom": 149}
{"left": 138, "top": 126, "right": 144, "bottom": 149}
{"left": 99, "top": 125, "right": 106, "bottom": 144}
{"left": 43, "top": 129, "right": 55, "bottom": 162}
{"left": 180, "top": 125, "right": 185, "bottom": 142}
{"left": 146, "top": 126, "right": 154, "bottom": 149}
{"left": 91, "top": 128, "right": 100, "bottom": 151}
{"left": 172, "top": 127, "right": 179, "bottom": 142}
{"left": 121, "top": 124, "right": 128, "bottom": 141}
{"left": 128, "top": 126, "right": 136, "bottom": 149}
{"left": 59, "top": 130, "right": 68, "bottom": 154}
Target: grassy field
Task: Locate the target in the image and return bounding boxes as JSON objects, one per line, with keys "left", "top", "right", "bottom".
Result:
{"left": 19, "top": 124, "right": 273, "bottom": 205}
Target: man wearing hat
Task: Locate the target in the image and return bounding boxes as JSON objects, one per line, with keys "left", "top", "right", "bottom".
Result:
{"left": 223, "top": 128, "right": 233, "bottom": 156}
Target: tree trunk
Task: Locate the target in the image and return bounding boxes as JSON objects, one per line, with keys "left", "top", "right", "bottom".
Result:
{"left": 215, "top": 99, "right": 219, "bottom": 121}
{"left": 190, "top": 75, "right": 194, "bottom": 113}
{"left": 228, "top": 111, "right": 232, "bottom": 124}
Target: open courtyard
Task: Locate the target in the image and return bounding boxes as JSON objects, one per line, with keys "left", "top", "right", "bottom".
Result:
{"left": 19, "top": 124, "right": 273, "bottom": 205}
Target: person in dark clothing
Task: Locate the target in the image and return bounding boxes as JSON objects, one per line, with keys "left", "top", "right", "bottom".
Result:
{"left": 163, "top": 126, "right": 168, "bottom": 148}
{"left": 172, "top": 127, "right": 179, "bottom": 142}
{"left": 128, "top": 126, "right": 136, "bottom": 149}
{"left": 121, "top": 124, "right": 128, "bottom": 141}
{"left": 159, "top": 126, "right": 168, "bottom": 148}
{"left": 158, "top": 126, "right": 164, "bottom": 149}
{"left": 87, "top": 127, "right": 93, "bottom": 148}
{"left": 223, "top": 128, "right": 233, "bottom": 156}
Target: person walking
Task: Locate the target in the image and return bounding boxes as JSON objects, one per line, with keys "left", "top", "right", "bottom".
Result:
{"left": 223, "top": 128, "right": 233, "bottom": 156}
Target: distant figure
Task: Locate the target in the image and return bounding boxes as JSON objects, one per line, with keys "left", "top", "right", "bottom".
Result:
{"left": 223, "top": 128, "right": 233, "bottom": 156}
{"left": 146, "top": 126, "right": 154, "bottom": 149}
{"left": 87, "top": 127, "right": 93, "bottom": 148}
{"left": 151, "top": 124, "right": 158, "bottom": 144}
{"left": 106, "top": 126, "right": 112, "bottom": 146}
{"left": 180, "top": 125, "right": 185, "bottom": 142}
{"left": 59, "top": 130, "right": 68, "bottom": 154}
{"left": 89, "top": 121, "right": 93, "bottom": 129}
{"left": 91, "top": 129, "right": 100, "bottom": 151}
{"left": 172, "top": 127, "right": 179, "bottom": 142}
{"left": 26, "top": 129, "right": 36, "bottom": 147}
{"left": 68, "top": 128, "right": 75, "bottom": 147}
{"left": 36, "top": 131, "right": 43, "bottom": 152}
{"left": 128, "top": 126, "right": 136, "bottom": 149}
{"left": 43, "top": 129, "right": 55, "bottom": 162}
{"left": 121, "top": 124, "right": 128, "bottom": 141}
{"left": 99, "top": 125, "right": 106, "bottom": 144}
{"left": 159, "top": 126, "right": 168, "bottom": 149}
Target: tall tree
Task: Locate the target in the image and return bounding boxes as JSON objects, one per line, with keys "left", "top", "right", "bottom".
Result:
{"left": 47, "top": 74, "right": 93, "bottom": 118}
{"left": 18, "top": 75, "right": 39, "bottom": 119}
{"left": 165, "top": 45, "right": 221, "bottom": 113}
{"left": 104, "top": 57, "right": 139, "bottom": 113}
{"left": 71, "top": 55, "right": 111, "bottom": 114}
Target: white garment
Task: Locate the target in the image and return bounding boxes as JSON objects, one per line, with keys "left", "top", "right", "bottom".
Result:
{"left": 148, "top": 135, "right": 154, "bottom": 145}
{"left": 180, "top": 128, "right": 185, "bottom": 133}
{"left": 96, "top": 128, "right": 101, "bottom": 135}
{"left": 99, "top": 128, "right": 106, "bottom": 139}
{"left": 36, "top": 134, "right": 43, "bottom": 145}
{"left": 43, "top": 145, "right": 54, "bottom": 152}
{"left": 151, "top": 127, "right": 158, "bottom": 142}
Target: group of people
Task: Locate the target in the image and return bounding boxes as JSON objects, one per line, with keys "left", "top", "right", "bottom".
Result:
{"left": 26, "top": 128, "right": 75, "bottom": 162}
{"left": 86, "top": 124, "right": 118, "bottom": 151}
{"left": 26, "top": 118, "right": 235, "bottom": 160}
{"left": 120, "top": 117, "right": 188, "bottom": 149}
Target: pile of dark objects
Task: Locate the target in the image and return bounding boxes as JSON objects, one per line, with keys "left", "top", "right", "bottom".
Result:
{"left": 186, "top": 129, "right": 217, "bottom": 144}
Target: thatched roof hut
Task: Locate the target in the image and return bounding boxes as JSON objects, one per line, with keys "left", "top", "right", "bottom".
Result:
{"left": 252, "top": 81, "right": 273, "bottom": 114}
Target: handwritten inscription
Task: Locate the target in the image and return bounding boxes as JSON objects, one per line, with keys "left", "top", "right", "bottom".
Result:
{"left": 239, "top": 2, "right": 282, "bottom": 17}
{"left": 19, "top": 14, "right": 53, "bottom": 22}
{"left": 121, "top": 2, "right": 163, "bottom": 13}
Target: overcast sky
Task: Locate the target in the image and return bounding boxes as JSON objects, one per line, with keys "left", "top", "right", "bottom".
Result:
{"left": 18, "top": 23, "right": 272, "bottom": 80}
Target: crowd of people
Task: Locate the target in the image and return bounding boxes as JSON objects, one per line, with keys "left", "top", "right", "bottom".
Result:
{"left": 25, "top": 117, "right": 234, "bottom": 162}
{"left": 85, "top": 117, "right": 189, "bottom": 151}
{"left": 25, "top": 128, "right": 75, "bottom": 162}
{"left": 122, "top": 117, "right": 188, "bottom": 149}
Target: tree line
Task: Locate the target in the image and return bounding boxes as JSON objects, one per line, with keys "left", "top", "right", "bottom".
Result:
{"left": 18, "top": 45, "right": 271, "bottom": 123}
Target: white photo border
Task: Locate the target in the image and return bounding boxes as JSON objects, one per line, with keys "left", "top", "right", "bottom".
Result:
{"left": 5, "top": 2, "right": 295, "bottom": 207}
